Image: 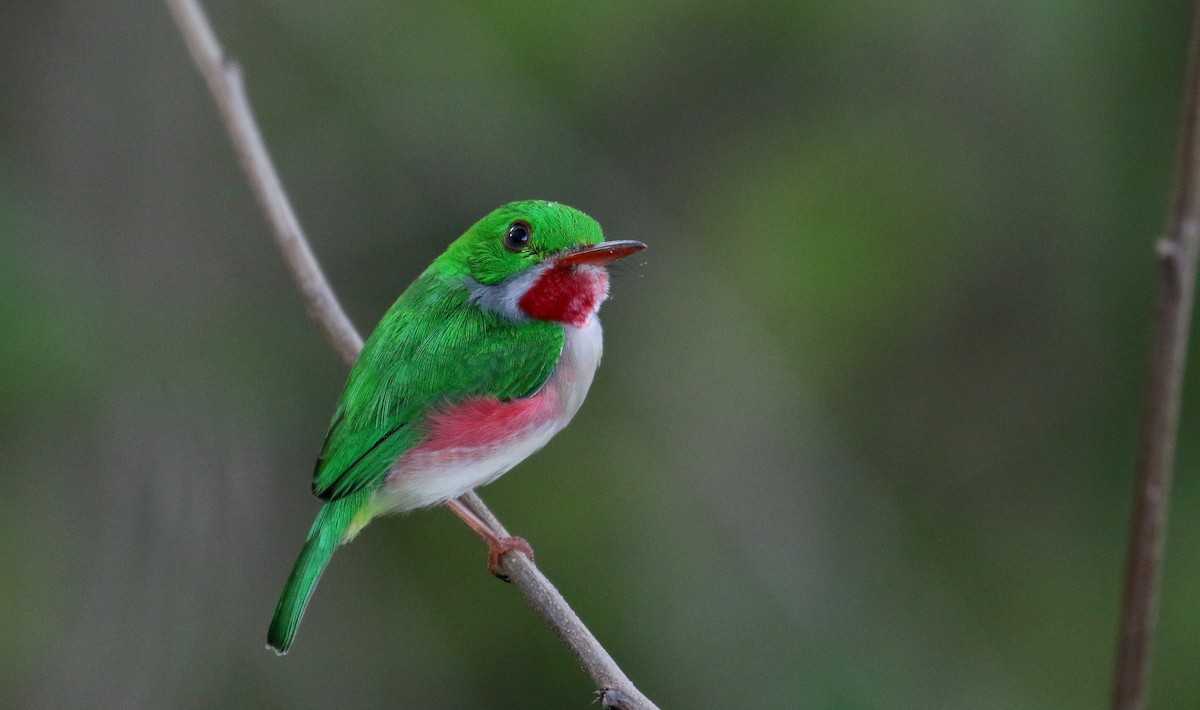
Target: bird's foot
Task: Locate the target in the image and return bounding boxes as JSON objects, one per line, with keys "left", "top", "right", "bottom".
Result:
{"left": 444, "top": 498, "right": 535, "bottom": 581}
{"left": 487, "top": 535, "right": 535, "bottom": 581}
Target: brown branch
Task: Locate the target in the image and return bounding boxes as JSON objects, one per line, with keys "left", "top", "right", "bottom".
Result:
{"left": 1112, "top": 3, "right": 1200, "bottom": 709}
{"left": 164, "top": 1, "right": 658, "bottom": 707}
{"left": 459, "top": 491, "right": 658, "bottom": 709}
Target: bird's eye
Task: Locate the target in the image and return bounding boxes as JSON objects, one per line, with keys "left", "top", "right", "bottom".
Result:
{"left": 504, "top": 221, "right": 532, "bottom": 252}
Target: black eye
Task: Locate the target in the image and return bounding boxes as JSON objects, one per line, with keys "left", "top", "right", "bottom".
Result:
{"left": 504, "top": 220, "right": 532, "bottom": 252}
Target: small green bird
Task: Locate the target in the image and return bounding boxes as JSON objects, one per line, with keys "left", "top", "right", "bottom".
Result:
{"left": 267, "top": 200, "right": 644, "bottom": 654}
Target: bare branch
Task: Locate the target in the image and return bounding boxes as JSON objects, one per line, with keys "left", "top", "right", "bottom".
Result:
{"left": 1112, "top": 3, "right": 1200, "bottom": 708}
{"left": 165, "top": 1, "right": 658, "bottom": 706}
{"left": 460, "top": 492, "right": 659, "bottom": 710}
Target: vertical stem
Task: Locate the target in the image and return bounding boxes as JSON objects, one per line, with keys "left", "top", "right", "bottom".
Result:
{"left": 1112, "top": 3, "right": 1200, "bottom": 708}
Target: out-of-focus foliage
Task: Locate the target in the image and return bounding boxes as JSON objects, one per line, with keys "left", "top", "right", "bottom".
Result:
{"left": 1, "top": 1, "right": 1197, "bottom": 707}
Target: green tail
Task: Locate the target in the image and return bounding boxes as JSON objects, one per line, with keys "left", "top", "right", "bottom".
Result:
{"left": 267, "top": 492, "right": 369, "bottom": 654}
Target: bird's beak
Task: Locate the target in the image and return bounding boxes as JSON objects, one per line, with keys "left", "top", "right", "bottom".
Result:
{"left": 557, "top": 240, "right": 646, "bottom": 267}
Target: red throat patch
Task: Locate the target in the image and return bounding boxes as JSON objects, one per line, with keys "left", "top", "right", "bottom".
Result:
{"left": 518, "top": 265, "right": 609, "bottom": 327}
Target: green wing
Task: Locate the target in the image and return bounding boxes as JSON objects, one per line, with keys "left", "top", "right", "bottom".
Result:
{"left": 312, "top": 273, "right": 564, "bottom": 501}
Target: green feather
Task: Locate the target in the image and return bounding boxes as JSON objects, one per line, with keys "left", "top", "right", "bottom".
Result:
{"left": 267, "top": 490, "right": 371, "bottom": 654}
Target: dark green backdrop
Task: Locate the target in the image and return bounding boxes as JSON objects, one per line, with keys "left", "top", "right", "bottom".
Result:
{"left": 1, "top": 1, "right": 1197, "bottom": 707}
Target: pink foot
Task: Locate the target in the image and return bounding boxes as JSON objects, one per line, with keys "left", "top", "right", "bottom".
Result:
{"left": 488, "top": 535, "right": 535, "bottom": 580}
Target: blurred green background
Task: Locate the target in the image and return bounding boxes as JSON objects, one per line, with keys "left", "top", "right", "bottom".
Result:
{"left": 1, "top": 1, "right": 1198, "bottom": 707}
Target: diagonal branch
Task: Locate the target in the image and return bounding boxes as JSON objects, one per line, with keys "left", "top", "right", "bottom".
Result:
{"left": 165, "top": 0, "right": 362, "bottom": 367}
{"left": 164, "top": 1, "right": 658, "bottom": 707}
{"left": 1112, "top": 2, "right": 1200, "bottom": 709}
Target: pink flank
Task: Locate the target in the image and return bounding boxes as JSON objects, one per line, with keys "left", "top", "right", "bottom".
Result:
{"left": 416, "top": 388, "right": 559, "bottom": 453}
{"left": 518, "top": 265, "right": 609, "bottom": 327}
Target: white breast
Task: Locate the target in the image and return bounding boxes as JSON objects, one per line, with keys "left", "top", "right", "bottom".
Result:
{"left": 551, "top": 314, "right": 604, "bottom": 422}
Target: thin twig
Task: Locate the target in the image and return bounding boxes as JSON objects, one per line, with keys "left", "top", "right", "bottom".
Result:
{"left": 1112, "top": 3, "right": 1200, "bottom": 709}
{"left": 164, "top": 1, "right": 658, "bottom": 707}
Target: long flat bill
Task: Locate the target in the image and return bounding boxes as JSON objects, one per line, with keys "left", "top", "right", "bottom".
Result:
{"left": 558, "top": 240, "right": 646, "bottom": 267}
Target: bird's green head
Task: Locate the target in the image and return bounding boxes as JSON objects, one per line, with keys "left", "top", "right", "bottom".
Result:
{"left": 436, "top": 200, "right": 605, "bottom": 285}
{"left": 434, "top": 200, "right": 644, "bottom": 326}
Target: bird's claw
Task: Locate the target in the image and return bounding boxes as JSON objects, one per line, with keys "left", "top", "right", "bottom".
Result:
{"left": 488, "top": 535, "right": 535, "bottom": 581}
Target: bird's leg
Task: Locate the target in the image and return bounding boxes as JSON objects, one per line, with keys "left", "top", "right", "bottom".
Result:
{"left": 445, "top": 498, "right": 535, "bottom": 581}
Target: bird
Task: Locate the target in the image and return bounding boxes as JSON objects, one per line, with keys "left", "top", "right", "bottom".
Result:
{"left": 267, "top": 200, "right": 645, "bottom": 654}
